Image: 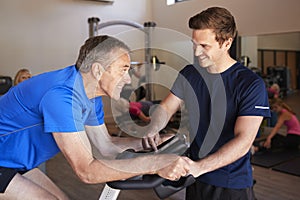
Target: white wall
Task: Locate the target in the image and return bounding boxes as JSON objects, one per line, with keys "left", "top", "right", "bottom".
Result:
{"left": 258, "top": 32, "right": 300, "bottom": 51}
{"left": 241, "top": 36, "right": 258, "bottom": 67}
{"left": 1, "top": 0, "right": 300, "bottom": 118}
{"left": 240, "top": 32, "right": 300, "bottom": 68}
{"left": 0, "top": 0, "right": 151, "bottom": 77}
{"left": 2, "top": 0, "right": 299, "bottom": 77}
{"left": 151, "top": 0, "right": 300, "bottom": 70}
{"left": 152, "top": 0, "right": 300, "bottom": 37}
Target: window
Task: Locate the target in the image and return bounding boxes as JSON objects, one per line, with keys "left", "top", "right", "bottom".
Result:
{"left": 167, "top": 0, "right": 191, "bottom": 6}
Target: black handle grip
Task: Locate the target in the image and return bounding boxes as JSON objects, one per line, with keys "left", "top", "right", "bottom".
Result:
{"left": 107, "top": 174, "right": 165, "bottom": 190}
{"left": 108, "top": 174, "right": 195, "bottom": 199}
{"left": 154, "top": 175, "right": 195, "bottom": 199}
{"left": 106, "top": 133, "right": 192, "bottom": 199}
{"left": 116, "top": 134, "right": 188, "bottom": 160}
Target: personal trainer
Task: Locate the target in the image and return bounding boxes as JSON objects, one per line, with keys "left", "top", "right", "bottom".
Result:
{"left": 144, "top": 7, "right": 271, "bottom": 200}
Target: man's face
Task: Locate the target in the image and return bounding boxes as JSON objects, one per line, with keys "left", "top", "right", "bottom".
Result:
{"left": 99, "top": 52, "right": 131, "bottom": 100}
{"left": 192, "top": 29, "right": 227, "bottom": 70}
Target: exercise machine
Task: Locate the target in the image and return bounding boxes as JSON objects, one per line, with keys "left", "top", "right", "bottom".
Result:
{"left": 266, "top": 66, "right": 291, "bottom": 97}
{"left": 98, "top": 133, "right": 195, "bottom": 200}
{"left": 0, "top": 76, "right": 12, "bottom": 95}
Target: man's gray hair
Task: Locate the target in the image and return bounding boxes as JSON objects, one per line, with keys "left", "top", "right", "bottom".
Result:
{"left": 75, "top": 35, "right": 130, "bottom": 73}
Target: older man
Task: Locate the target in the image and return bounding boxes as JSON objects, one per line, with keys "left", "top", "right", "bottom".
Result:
{"left": 0, "top": 35, "right": 189, "bottom": 199}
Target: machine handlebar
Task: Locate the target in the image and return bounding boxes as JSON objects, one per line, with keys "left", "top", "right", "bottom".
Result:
{"left": 106, "top": 134, "right": 195, "bottom": 199}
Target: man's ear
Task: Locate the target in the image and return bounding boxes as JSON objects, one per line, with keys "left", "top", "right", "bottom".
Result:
{"left": 224, "top": 38, "right": 233, "bottom": 50}
{"left": 91, "top": 62, "right": 104, "bottom": 80}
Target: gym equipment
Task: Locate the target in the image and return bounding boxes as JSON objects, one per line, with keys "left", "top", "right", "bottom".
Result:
{"left": 266, "top": 66, "right": 291, "bottom": 97}
{"left": 0, "top": 76, "right": 12, "bottom": 95}
{"left": 239, "top": 56, "right": 251, "bottom": 67}
{"left": 272, "top": 156, "right": 300, "bottom": 177}
{"left": 98, "top": 134, "right": 195, "bottom": 200}
{"left": 251, "top": 148, "right": 300, "bottom": 168}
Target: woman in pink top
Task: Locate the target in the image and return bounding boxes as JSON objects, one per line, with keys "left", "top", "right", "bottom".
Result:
{"left": 113, "top": 98, "right": 153, "bottom": 123}
{"left": 129, "top": 101, "right": 153, "bottom": 123}
{"left": 264, "top": 98, "right": 300, "bottom": 149}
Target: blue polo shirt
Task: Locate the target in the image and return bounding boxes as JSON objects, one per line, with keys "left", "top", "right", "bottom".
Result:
{"left": 171, "top": 62, "right": 270, "bottom": 189}
{"left": 0, "top": 66, "right": 104, "bottom": 170}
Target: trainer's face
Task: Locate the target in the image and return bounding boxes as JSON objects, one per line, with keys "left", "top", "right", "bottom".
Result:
{"left": 192, "top": 29, "right": 228, "bottom": 70}
{"left": 99, "top": 52, "right": 131, "bottom": 100}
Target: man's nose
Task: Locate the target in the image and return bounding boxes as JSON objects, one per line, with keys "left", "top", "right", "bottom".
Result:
{"left": 194, "top": 45, "right": 204, "bottom": 57}
{"left": 123, "top": 72, "right": 131, "bottom": 84}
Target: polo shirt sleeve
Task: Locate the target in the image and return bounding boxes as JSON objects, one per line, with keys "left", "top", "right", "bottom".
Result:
{"left": 39, "top": 87, "right": 85, "bottom": 133}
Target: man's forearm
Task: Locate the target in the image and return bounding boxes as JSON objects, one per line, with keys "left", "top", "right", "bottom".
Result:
{"left": 111, "top": 136, "right": 144, "bottom": 152}
{"left": 148, "top": 104, "right": 172, "bottom": 133}
{"left": 86, "top": 125, "right": 124, "bottom": 158}
{"left": 84, "top": 154, "right": 181, "bottom": 184}
{"left": 189, "top": 116, "right": 263, "bottom": 178}
{"left": 132, "top": 104, "right": 172, "bottom": 139}
{"left": 193, "top": 133, "right": 253, "bottom": 176}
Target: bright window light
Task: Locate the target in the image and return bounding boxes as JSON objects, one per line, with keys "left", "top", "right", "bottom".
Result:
{"left": 167, "top": 0, "right": 175, "bottom": 5}
{"left": 167, "top": 0, "right": 190, "bottom": 6}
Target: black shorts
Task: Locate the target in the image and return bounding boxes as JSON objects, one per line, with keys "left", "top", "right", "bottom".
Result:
{"left": 186, "top": 181, "right": 256, "bottom": 200}
{"left": 0, "top": 167, "right": 28, "bottom": 193}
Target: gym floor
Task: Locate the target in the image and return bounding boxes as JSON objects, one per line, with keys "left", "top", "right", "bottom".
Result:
{"left": 46, "top": 91, "right": 300, "bottom": 200}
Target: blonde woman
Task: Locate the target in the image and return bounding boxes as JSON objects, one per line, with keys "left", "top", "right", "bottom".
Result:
{"left": 264, "top": 98, "right": 300, "bottom": 149}
{"left": 13, "top": 68, "right": 32, "bottom": 85}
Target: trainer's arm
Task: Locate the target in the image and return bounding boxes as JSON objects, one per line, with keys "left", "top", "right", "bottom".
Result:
{"left": 53, "top": 131, "right": 189, "bottom": 183}
{"left": 143, "top": 92, "right": 182, "bottom": 149}
{"left": 150, "top": 92, "right": 182, "bottom": 134}
{"left": 185, "top": 116, "right": 263, "bottom": 177}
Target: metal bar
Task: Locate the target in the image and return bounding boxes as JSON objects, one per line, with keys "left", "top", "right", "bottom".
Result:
{"left": 88, "top": 17, "right": 100, "bottom": 38}
{"left": 97, "top": 20, "right": 145, "bottom": 33}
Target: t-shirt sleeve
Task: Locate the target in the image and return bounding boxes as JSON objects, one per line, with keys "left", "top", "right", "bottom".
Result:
{"left": 39, "top": 87, "right": 85, "bottom": 132}
{"left": 238, "top": 78, "right": 271, "bottom": 117}
{"left": 171, "top": 69, "right": 188, "bottom": 100}
{"left": 85, "top": 97, "right": 105, "bottom": 126}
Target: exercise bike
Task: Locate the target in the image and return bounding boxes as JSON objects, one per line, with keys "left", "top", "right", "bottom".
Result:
{"left": 99, "top": 133, "right": 195, "bottom": 200}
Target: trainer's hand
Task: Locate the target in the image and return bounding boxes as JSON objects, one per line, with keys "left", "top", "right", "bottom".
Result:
{"left": 142, "top": 133, "right": 160, "bottom": 151}
{"left": 142, "top": 133, "right": 174, "bottom": 151}
{"left": 157, "top": 155, "right": 190, "bottom": 181}
{"left": 181, "top": 157, "right": 203, "bottom": 178}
